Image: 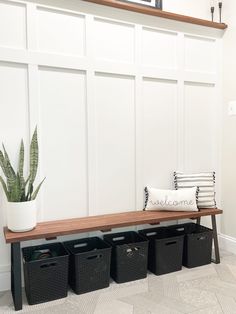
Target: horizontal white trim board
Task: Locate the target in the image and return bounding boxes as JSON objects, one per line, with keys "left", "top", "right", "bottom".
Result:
{"left": 219, "top": 233, "right": 236, "bottom": 255}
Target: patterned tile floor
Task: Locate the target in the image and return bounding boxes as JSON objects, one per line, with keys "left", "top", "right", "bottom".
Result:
{"left": 1, "top": 250, "right": 236, "bottom": 314}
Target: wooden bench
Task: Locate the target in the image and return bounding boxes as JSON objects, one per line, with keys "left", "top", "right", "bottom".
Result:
{"left": 3, "top": 208, "right": 223, "bottom": 311}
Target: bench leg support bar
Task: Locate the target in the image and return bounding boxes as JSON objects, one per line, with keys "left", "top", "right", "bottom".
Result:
{"left": 196, "top": 217, "right": 201, "bottom": 225}
{"left": 211, "top": 215, "right": 220, "bottom": 264}
{"left": 11, "top": 243, "right": 22, "bottom": 311}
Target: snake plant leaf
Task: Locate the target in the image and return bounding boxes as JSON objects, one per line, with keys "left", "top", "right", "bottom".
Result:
{"left": 18, "top": 140, "right": 24, "bottom": 189}
{"left": 16, "top": 170, "right": 27, "bottom": 202}
{"left": 0, "top": 127, "right": 45, "bottom": 202}
{"left": 26, "top": 183, "right": 34, "bottom": 201}
{"left": 2, "top": 144, "right": 16, "bottom": 178}
{"left": 29, "top": 127, "right": 38, "bottom": 186}
{"left": 20, "top": 187, "right": 27, "bottom": 202}
{"left": 25, "top": 174, "right": 30, "bottom": 187}
{"left": 0, "top": 150, "right": 13, "bottom": 189}
{"left": 2, "top": 144, "right": 16, "bottom": 194}
{"left": 0, "top": 176, "right": 9, "bottom": 201}
{"left": 24, "top": 175, "right": 31, "bottom": 201}
{"left": 9, "top": 173, "right": 21, "bottom": 202}
{"left": 0, "top": 150, "right": 8, "bottom": 178}
{"left": 31, "top": 177, "right": 46, "bottom": 200}
{"left": 0, "top": 148, "right": 16, "bottom": 200}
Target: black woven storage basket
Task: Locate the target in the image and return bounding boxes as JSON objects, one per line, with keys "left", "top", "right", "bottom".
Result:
{"left": 22, "top": 242, "right": 69, "bottom": 305}
{"left": 168, "top": 223, "right": 213, "bottom": 268}
{"left": 139, "top": 227, "right": 184, "bottom": 275}
{"left": 103, "top": 231, "right": 148, "bottom": 283}
{"left": 63, "top": 237, "right": 111, "bottom": 295}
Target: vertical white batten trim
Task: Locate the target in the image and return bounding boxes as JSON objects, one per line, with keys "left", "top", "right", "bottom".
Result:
{"left": 26, "top": 3, "right": 44, "bottom": 221}
{"left": 134, "top": 24, "right": 144, "bottom": 210}
{"left": 27, "top": 65, "right": 44, "bottom": 221}
{"left": 215, "top": 38, "right": 223, "bottom": 233}
{"left": 85, "top": 14, "right": 97, "bottom": 216}
{"left": 177, "top": 32, "right": 185, "bottom": 172}
{"left": 26, "top": 2, "right": 37, "bottom": 50}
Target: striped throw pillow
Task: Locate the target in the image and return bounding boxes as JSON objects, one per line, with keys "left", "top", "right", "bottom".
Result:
{"left": 174, "top": 172, "right": 216, "bottom": 209}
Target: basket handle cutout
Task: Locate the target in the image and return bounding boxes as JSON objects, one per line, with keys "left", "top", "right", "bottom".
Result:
{"left": 165, "top": 241, "right": 177, "bottom": 246}
{"left": 40, "top": 262, "right": 57, "bottom": 268}
{"left": 87, "top": 254, "right": 102, "bottom": 260}
{"left": 37, "top": 249, "right": 50, "bottom": 254}
{"left": 176, "top": 228, "right": 184, "bottom": 232}
{"left": 146, "top": 232, "right": 157, "bottom": 237}
{"left": 113, "top": 236, "right": 125, "bottom": 241}
{"left": 74, "top": 243, "right": 88, "bottom": 248}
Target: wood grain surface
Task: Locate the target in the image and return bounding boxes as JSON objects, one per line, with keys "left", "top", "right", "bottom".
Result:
{"left": 4, "top": 208, "right": 223, "bottom": 243}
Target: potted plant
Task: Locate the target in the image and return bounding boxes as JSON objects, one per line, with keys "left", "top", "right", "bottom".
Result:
{"left": 0, "top": 128, "right": 45, "bottom": 232}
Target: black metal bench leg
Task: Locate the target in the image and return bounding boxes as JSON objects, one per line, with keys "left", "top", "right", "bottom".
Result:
{"left": 11, "top": 243, "right": 22, "bottom": 311}
{"left": 211, "top": 215, "right": 220, "bottom": 264}
{"left": 196, "top": 217, "right": 201, "bottom": 225}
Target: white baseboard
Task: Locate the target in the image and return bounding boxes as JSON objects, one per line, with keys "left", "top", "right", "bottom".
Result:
{"left": 219, "top": 233, "right": 236, "bottom": 255}
{"left": 0, "top": 264, "right": 24, "bottom": 292}
{"left": 0, "top": 265, "right": 10, "bottom": 292}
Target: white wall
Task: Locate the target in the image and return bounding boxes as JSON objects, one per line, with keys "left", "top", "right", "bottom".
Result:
{"left": 164, "top": 0, "right": 210, "bottom": 20}
{"left": 221, "top": 0, "right": 236, "bottom": 242}
{"left": 0, "top": 0, "right": 223, "bottom": 291}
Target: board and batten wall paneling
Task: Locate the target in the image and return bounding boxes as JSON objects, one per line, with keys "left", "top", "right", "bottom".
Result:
{"left": 143, "top": 78, "right": 178, "bottom": 188}
{"left": 93, "top": 18, "right": 135, "bottom": 63}
{"left": 0, "top": 1, "right": 26, "bottom": 49}
{"left": 0, "top": 0, "right": 222, "bottom": 291}
{"left": 39, "top": 67, "right": 88, "bottom": 220}
{"left": 37, "top": 7, "right": 86, "bottom": 56}
{"left": 184, "top": 82, "right": 216, "bottom": 173}
{"left": 92, "top": 73, "right": 136, "bottom": 215}
{"left": 184, "top": 35, "right": 217, "bottom": 73}
{"left": 0, "top": 62, "right": 29, "bottom": 159}
{"left": 141, "top": 27, "right": 177, "bottom": 69}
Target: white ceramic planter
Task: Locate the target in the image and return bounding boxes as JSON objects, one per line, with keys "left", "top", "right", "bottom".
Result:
{"left": 6, "top": 200, "right": 37, "bottom": 232}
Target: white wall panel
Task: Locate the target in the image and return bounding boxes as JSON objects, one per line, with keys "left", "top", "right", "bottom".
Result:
{"left": 0, "top": 1, "right": 26, "bottom": 49}
{"left": 0, "top": 62, "right": 28, "bottom": 270}
{"left": 142, "top": 27, "right": 177, "bottom": 69}
{"left": 37, "top": 7, "right": 85, "bottom": 56}
{"left": 39, "top": 67, "right": 87, "bottom": 220}
{"left": 0, "top": 62, "right": 29, "bottom": 162}
{"left": 185, "top": 35, "right": 216, "bottom": 73}
{"left": 93, "top": 18, "right": 135, "bottom": 63}
{"left": 92, "top": 73, "right": 135, "bottom": 215}
{"left": 184, "top": 82, "right": 216, "bottom": 172}
{"left": 143, "top": 78, "right": 178, "bottom": 189}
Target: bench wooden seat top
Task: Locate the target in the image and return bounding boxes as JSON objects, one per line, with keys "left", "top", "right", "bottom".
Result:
{"left": 4, "top": 208, "right": 223, "bottom": 244}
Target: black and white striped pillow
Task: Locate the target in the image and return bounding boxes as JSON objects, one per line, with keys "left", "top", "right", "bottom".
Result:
{"left": 174, "top": 172, "right": 216, "bottom": 209}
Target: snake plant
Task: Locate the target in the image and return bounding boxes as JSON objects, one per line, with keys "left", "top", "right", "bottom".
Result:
{"left": 0, "top": 127, "right": 45, "bottom": 202}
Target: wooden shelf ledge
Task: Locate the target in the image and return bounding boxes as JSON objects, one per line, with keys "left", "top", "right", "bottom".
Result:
{"left": 4, "top": 208, "right": 223, "bottom": 243}
{"left": 84, "top": 0, "right": 227, "bottom": 30}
